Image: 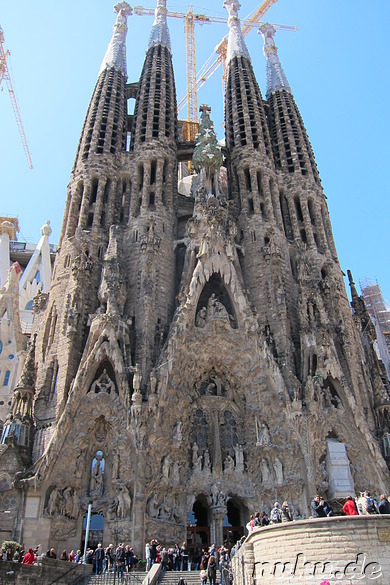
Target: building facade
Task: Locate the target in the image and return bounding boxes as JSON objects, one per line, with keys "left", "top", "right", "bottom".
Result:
{"left": 1, "top": 0, "right": 389, "bottom": 556}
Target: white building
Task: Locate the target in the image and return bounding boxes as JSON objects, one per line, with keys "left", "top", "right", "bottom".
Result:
{"left": 0, "top": 218, "right": 56, "bottom": 427}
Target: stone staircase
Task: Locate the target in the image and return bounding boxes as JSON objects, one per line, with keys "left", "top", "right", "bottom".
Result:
{"left": 83, "top": 568, "right": 223, "bottom": 585}
{"left": 160, "top": 570, "right": 203, "bottom": 585}
{"left": 84, "top": 569, "right": 220, "bottom": 585}
{"left": 84, "top": 569, "right": 146, "bottom": 584}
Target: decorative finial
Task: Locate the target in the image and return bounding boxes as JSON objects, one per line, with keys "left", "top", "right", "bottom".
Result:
{"left": 223, "top": 0, "right": 250, "bottom": 64}
{"left": 99, "top": 2, "right": 132, "bottom": 76}
{"left": 193, "top": 105, "right": 223, "bottom": 195}
{"left": 223, "top": 0, "right": 241, "bottom": 20}
{"left": 259, "top": 23, "right": 291, "bottom": 97}
{"left": 148, "top": 0, "right": 171, "bottom": 51}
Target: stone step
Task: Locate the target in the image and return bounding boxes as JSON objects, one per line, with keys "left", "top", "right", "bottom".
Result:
{"left": 84, "top": 568, "right": 221, "bottom": 585}
{"left": 160, "top": 570, "right": 221, "bottom": 585}
{"left": 85, "top": 570, "right": 146, "bottom": 584}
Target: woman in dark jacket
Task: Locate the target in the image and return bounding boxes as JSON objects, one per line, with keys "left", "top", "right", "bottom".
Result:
{"left": 208, "top": 555, "right": 217, "bottom": 585}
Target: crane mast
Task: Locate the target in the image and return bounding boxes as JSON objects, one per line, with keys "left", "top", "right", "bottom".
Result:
{"left": 178, "top": 0, "right": 298, "bottom": 112}
{"left": 0, "top": 26, "right": 33, "bottom": 169}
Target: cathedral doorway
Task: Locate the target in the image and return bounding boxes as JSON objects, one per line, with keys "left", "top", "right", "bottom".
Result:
{"left": 81, "top": 513, "right": 104, "bottom": 551}
{"left": 187, "top": 496, "right": 210, "bottom": 558}
{"left": 223, "top": 498, "right": 245, "bottom": 551}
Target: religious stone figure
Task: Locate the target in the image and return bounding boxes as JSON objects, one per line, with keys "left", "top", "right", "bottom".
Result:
{"left": 63, "top": 487, "right": 74, "bottom": 518}
{"left": 162, "top": 455, "right": 171, "bottom": 480}
{"left": 90, "top": 369, "right": 116, "bottom": 394}
{"left": 47, "top": 487, "right": 60, "bottom": 516}
{"left": 256, "top": 419, "right": 271, "bottom": 446}
{"left": 172, "top": 461, "right": 180, "bottom": 484}
{"left": 131, "top": 363, "right": 142, "bottom": 394}
{"left": 234, "top": 444, "right": 244, "bottom": 472}
{"left": 90, "top": 456, "right": 104, "bottom": 497}
{"left": 223, "top": 454, "right": 235, "bottom": 473}
{"left": 260, "top": 459, "right": 271, "bottom": 483}
{"left": 159, "top": 500, "right": 172, "bottom": 521}
{"left": 273, "top": 458, "right": 284, "bottom": 484}
{"left": 196, "top": 306, "right": 207, "bottom": 328}
{"left": 192, "top": 442, "right": 202, "bottom": 472}
{"left": 203, "top": 449, "right": 211, "bottom": 472}
{"left": 116, "top": 485, "right": 132, "bottom": 519}
{"left": 147, "top": 493, "right": 159, "bottom": 518}
{"left": 71, "top": 490, "right": 80, "bottom": 520}
{"left": 207, "top": 293, "right": 218, "bottom": 317}
{"left": 209, "top": 484, "right": 226, "bottom": 508}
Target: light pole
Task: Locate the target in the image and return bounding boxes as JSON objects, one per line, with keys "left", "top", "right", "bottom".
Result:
{"left": 82, "top": 503, "right": 93, "bottom": 564}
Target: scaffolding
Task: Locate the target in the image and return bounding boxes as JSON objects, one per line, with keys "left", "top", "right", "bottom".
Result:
{"left": 360, "top": 278, "right": 390, "bottom": 339}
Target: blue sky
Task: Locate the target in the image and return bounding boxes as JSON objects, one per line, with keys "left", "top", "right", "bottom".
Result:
{"left": 1, "top": 1, "right": 389, "bottom": 303}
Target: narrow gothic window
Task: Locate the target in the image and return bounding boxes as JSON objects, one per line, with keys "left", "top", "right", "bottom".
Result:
{"left": 91, "top": 179, "right": 99, "bottom": 204}
{"left": 244, "top": 168, "right": 252, "bottom": 192}
{"left": 150, "top": 159, "right": 157, "bottom": 185}
{"left": 192, "top": 409, "right": 209, "bottom": 450}
{"left": 220, "top": 411, "right": 238, "bottom": 452}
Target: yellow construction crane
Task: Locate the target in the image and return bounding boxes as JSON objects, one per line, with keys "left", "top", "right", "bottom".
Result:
{"left": 0, "top": 25, "right": 33, "bottom": 169}
{"left": 135, "top": 2, "right": 296, "bottom": 142}
{"left": 178, "top": 0, "right": 297, "bottom": 114}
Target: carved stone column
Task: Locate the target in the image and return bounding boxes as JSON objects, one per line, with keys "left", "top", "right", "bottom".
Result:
{"left": 132, "top": 450, "right": 146, "bottom": 556}
{"left": 211, "top": 506, "right": 227, "bottom": 549}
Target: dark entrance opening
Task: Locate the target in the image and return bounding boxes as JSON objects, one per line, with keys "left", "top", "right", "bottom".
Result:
{"left": 187, "top": 496, "right": 210, "bottom": 562}
{"left": 81, "top": 513, "right": 104, "bottom": 552}
{"left": 223, "top": 499, "right": 244, "bottom": 551}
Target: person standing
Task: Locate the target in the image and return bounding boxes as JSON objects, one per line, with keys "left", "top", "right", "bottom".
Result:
{"left": 207, "top": 555, "right": 217, "bottom": 585}
{"left": 22, "top": 549, "right": 36, "bottom": 565}
{"left": 343, "top": 496, "right": 358, "bottom": 516}
{"left": 145, "top": 542, "right": 152, "bottom": 571}
{"left": 270, "top": 502, "right": 282, "bottom": 523}
{"left": 281, "top": 501, "right": 293, "bottom": 522}
{"left": 116, "top": 544, "right": 125, "bottom": 582}
{"left": 180, "top": 542, "right": 189, "bottom": 571}
{"left": 378, "top": 494, "right": 390, "bottom": 514}
{"left": 94, "top": 544, "right": 104, "bottom": 575}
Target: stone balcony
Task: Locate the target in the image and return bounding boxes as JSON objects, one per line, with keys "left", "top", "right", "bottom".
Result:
{"left": 231, "top": 515, "right": 390, "bottom": 585}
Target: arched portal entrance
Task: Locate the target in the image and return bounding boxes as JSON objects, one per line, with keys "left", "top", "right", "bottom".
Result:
{"left": 223, "top": 498, "right": 245, "bottom": 551}
{"left": 187, "top": 495, "right": 210, "bottom": 558}
{"left": 81, "top": 513, "right": 104, "bottom": 551}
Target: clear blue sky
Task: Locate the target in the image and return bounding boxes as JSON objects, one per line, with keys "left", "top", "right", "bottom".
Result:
{"left": 1, "top": 1, "right": 389, "bottom": 303}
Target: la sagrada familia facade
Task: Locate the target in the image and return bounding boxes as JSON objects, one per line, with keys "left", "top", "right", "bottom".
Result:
{"left": 1, "top": 0, "right": 389, "bottom": 556}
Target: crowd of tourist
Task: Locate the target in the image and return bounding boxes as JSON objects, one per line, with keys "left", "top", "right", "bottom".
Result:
{"left": 5, "top": 491, "right": 390, "bottom": 580}
{"left": 246, "top": 491, "right": 390, "bottom": 534}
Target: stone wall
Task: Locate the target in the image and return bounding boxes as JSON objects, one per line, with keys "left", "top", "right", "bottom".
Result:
{"left": 232, "top": 516, "right": 390, "bottom": 585}
{"left": 0, "top": 557, "right": 91, "bottom": 585}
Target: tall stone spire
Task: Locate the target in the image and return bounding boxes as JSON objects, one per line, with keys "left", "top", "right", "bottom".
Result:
{"left": 99, "top": 2, "right": 133, "bottom": 77}
{"left": 61, "top": 2, "right": 132, "bottom": 242}
{"left": 147, "top": 0, "right": 171, "bottom": 52}
{"left": 259, "top": 24, "right": 291, "bottom": 98}
{"left": 223, "top": 0, "right": 250, "bottom": 63}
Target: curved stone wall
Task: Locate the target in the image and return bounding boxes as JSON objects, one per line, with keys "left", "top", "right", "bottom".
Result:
{"left": 231, "top": 516, "right": 390, "bottom": 584}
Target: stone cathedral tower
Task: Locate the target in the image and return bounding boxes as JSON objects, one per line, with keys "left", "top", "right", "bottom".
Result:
{"left": 1, "top": 0, "right": 389, "bottom": 555}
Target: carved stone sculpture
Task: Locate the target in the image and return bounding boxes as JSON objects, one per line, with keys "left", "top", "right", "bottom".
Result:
{"left": 116, "top": 485, "right": 132, "bottom": 519}
{"left": 260, "top": 459, "right": 271, "bottom": 483}
{"left": 273, "top": 458, "right": 284, "bottom": 484}
{"left": 90, "top": 457, "right": 104, "bottom": 497}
